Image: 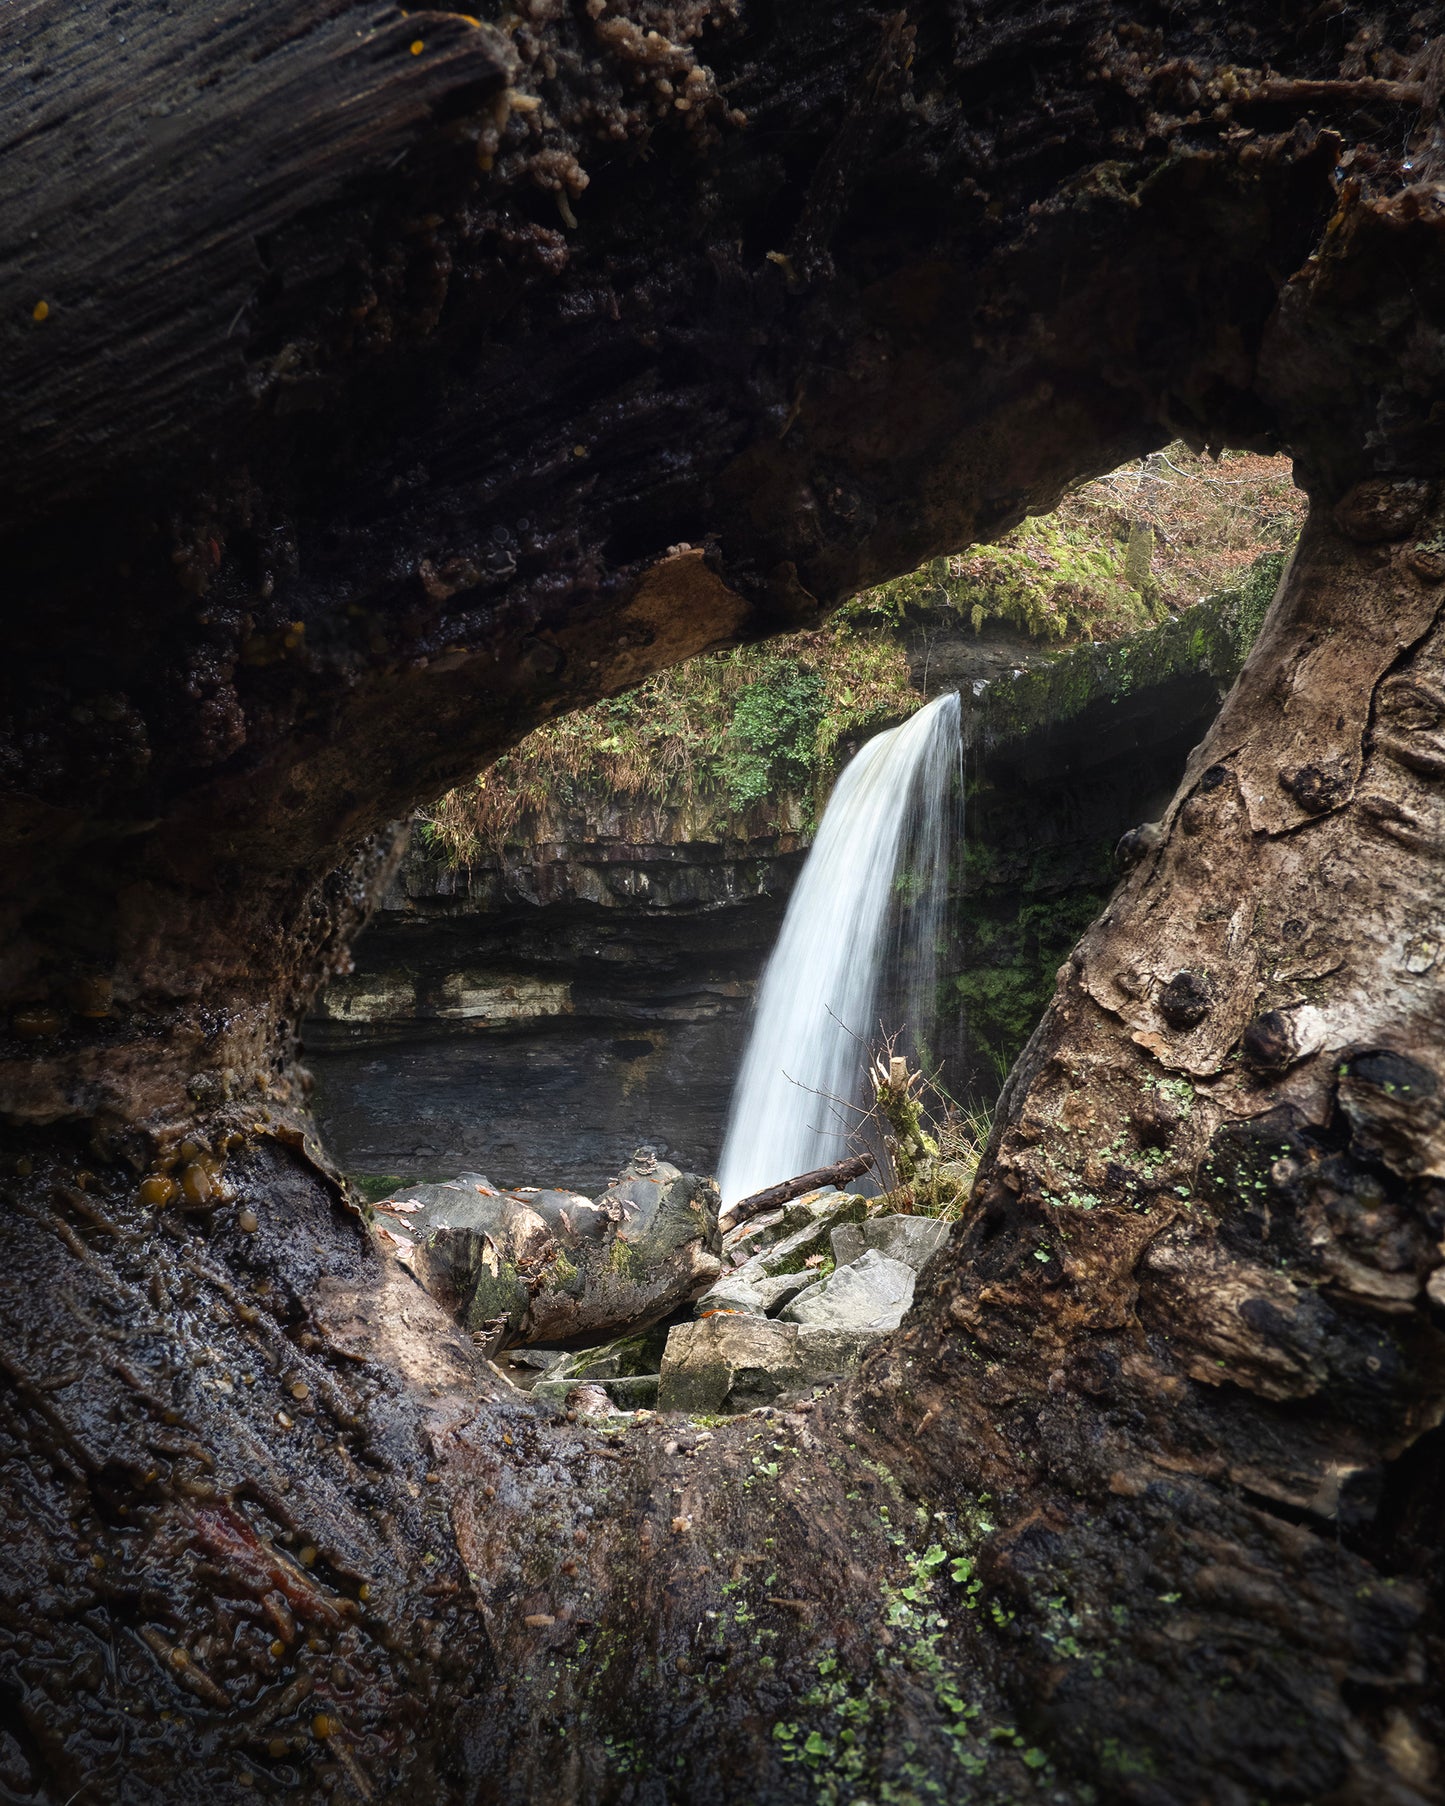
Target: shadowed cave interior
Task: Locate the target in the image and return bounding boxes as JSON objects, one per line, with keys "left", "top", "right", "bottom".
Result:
{"left": 3, "top": 4, "right": 1445, "bottom": 1802}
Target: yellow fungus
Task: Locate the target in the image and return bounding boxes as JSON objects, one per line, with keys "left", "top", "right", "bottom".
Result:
{"left": 312, "top": 1714, "right": 336, "bottom": 1739}
{"left": 270, "top": 1639, "right": 286, "bottom": 1659}
{"left": 180, "top": 1162, "right": 213, "bottom": 1205}
{"left": 410, "top": 38, "right": 424, "bottom": 54}
{"left": 290, "top": 1381, "right": 310, "bottom": 1401}
{"left": 299, "top": 1544, "right": 317, "bottom": 1567}
{"left": 358, "top": 1583, "right": 371, "bottom": 1603}
{"left": 32, "top": 300, "right": 49, "bottom": 322}
{"left": 237, "top": 1208, "right": 259, "bottom": 1233}
{"left": 140, "top": 1175, "right": 177, "bottom": 1208}
{"left": 13, "top": 1008, "right": 65, "bottom": 1039}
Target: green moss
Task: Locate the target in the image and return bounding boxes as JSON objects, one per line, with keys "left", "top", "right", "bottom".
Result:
{"left": 605, "top": 1236, "right": 645, "bottom": 1282}
{"left": 971, "top": 593, "right": 1243, "bottom": 752}
{"left": 722, "top": 666, "right": 827, "bottom": 810}
{"left": 1207, "top": 546, "right": 1289, "bottom": 660}
{"left": 547, "top": 1248, "right": 580, "bottom": 1290}
{"left": 419, "top": 622, "right": 919, "bottom": 863}
{"left": 951, "top": 894, "right": 1109, "bottom": 1085}
{"left": 848, "top": 510, "right": 1161, "bottom": 644}
{"left": 350, "top": 1172, "right": 410, "bottom": 1203}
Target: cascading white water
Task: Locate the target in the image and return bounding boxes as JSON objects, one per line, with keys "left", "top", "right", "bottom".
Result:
{"left": 716, "top": 691, "right": 962, "bottom": 1206}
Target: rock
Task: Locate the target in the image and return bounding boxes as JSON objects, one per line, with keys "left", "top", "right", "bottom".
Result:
{"left": 720, "top": 1185, "right": 853, "bottom": 1263}
{"left": 657, "top": 1314, "right": 880, "bottom": 1414}
{"left": 376, "top": 1150, "right": 721, "bottom": 1350}
{"left": 509, "top": 1348, "right": 565, "bottom": 1371}
{"left": 1332, "top": 476, "right": 1433, "bottom": 543}
{"left": 781, "top": 1250, "right": 916, "bottom": 1331}
{"left": 696, "top": 1276, "right": 768, "bottom": 1315}
{"left": 753, "top": 1269, "right": 822, "bottom": 1313}
{"left": 533, "top": 1375, "right": 660, "bottom": 1410}
{"left": 547, "top": 1323, "right": 669, "bottom": 1381}
{"left": 568, "top": 1382, "right": 621, "bottom": 1415}
{"left": 830, "top": 1213, "right": 950, "bottom": 1271}
{"left": 694, "top": 1265, "right": 818, "bottom": 1319}
{"left": 735, "top": 1191, "right": 868, "bottom": 1275}
{"left": 696, "top": 1192, "right": 870, "bottom": 1321}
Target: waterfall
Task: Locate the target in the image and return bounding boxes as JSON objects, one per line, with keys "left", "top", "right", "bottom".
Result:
{"left": 716, "top": 691, "right": 962, "bottom": 1207}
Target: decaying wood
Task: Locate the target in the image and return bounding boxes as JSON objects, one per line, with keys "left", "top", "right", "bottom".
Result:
{"left": 2, "top": 1, "right": 1445, "bottom": 1801}
{"left": 718, "top": 1152, "right": 875, "bottom": 1231}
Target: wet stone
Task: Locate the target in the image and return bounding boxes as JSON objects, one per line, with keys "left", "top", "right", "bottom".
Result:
{"left": 533, "top": 1375, "right": 661, "bottom": 1410}
{"left": 830, "top": 1213, "right": 950, "bottom": 1271}
{"left": 781, "top": 1250, "right": 917, "bottom": 1332}
{"left": 658, "top": 1314, "right": 880, "bottom": 1414}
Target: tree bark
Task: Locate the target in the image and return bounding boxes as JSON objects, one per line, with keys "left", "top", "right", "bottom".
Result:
{"left": 2, "top": 2, "right": 1445, "bottom": 1801}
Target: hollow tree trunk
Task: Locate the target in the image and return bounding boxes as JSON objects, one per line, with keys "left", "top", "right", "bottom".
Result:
{"left": 2, "top": 2, "right": 1445, "bottom": 1802}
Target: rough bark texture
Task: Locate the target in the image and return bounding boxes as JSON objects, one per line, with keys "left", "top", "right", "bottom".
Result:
{"left": 3, "top": 2, "right": 1445, "bottom": 1801}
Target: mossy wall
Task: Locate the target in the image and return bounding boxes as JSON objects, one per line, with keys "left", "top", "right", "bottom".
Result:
{"left": 941, "top": 561, "right": 1284, "bottom": 1094}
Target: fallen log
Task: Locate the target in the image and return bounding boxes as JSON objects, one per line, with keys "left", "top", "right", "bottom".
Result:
{"left": 719, "top": 1153, "right": 874, "bottom": 1232}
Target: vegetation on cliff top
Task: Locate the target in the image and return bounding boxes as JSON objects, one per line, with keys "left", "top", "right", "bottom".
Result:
{"left": 420, "top": 448, "right": 1304, "bottom": 864}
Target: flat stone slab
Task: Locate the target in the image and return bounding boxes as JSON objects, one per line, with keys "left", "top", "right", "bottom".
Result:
{"left": 781, "top": 1249, "right": 916, "bottom": 1332}
{"left": 830, "top": 1213, "right": 951, "bottom": 1271}
{"left": 658, "top": 1313, "right": 881, "bottom": 1414}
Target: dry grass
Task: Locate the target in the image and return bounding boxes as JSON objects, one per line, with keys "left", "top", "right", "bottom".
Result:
{"left": 1073, "top": 446, "right": 1306, "bottom": 608}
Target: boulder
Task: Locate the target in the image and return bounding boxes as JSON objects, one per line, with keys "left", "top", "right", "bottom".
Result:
{"left": 657, "top": 1314, "right": 880, "bottom": 1414}
{"left": 695, "top": 1275, "right": 768, "bottom": 1316}
{"left": 694, "top": 1265, "right": 818, "bottom": 1319}
{"left": 375, "top": 1149, "right": 721, "bottom": 1349}
{"left": 830, "top": 1213, "right": 951, "bottom": 1271}
{"left": 720, "top": 1185, "right": 858, "bottom": 1264}
{"left": 533, "top": 1375, "right": 660, "bottom": 1411}
{"left": 546, "top": 1323, "right": 669, "bottom": 1381}
{"left": 781, "top": 1249, "right": 917, "bottom": 1332}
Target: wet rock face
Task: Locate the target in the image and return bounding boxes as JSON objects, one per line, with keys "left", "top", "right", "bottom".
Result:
{"left": 307, "top": 887, "right": 789, "bottom": 1191}
{"left": 657, "top": 1314, "right": 878, "bottom": 1414}
{"left": 376, "top": 1150, "right": 721, "bottom": 1350}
